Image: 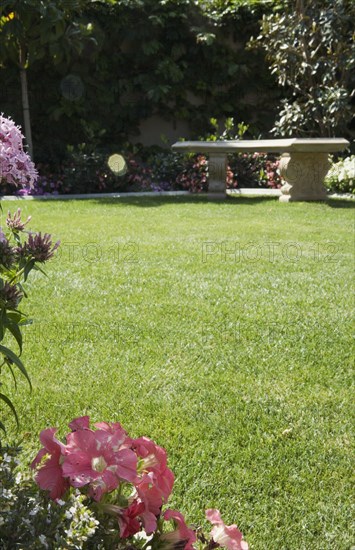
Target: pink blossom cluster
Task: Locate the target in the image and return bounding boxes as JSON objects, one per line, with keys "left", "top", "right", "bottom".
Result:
{"left": 126, "top": 155, "right": 154, "bottom": 190}
{"left": 32, "top": 416, "right": 248, "bottom": 550}
{"left": 176, "top": 154, "right": 208, "bottom": 193}
{"left": 0, "top": 114, "right": 37, "bottom": 188}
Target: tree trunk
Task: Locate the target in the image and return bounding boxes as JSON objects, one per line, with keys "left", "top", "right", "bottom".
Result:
{"left": 19, "top": 47, "right": 34, "bottom": 159}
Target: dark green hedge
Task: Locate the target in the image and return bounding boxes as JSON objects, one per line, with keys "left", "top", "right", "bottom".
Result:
{"left": 0, "top": 0, "right": 281, "bottom": 163}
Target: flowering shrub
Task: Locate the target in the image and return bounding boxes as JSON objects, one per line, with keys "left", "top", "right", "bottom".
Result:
{"left": 0, "top": 451, "right": 100, "bottom": 548}
{"left": 0, "top": 118, "right": 60, "bottom": 431}
{"left": 1, "top": 142, "right": 281, "bottom": 197}
{"left": 324, "top": 155, "right": 355, "bottom": 194}
{"left": 144, "top": 149, "right": 186, "bottom": 192}
{"left": 0, "top": 114, "right": 37, "bottom": 191}
{"left": 176, "top": 118, "right": 282, "bottom": 192}
{"left": 176, "top": 154, "right": 208, "bottom": 193}
{"left": 0, "top": 208, "right": 60, "bottom": 431}
{"left": 16, "top": 163, "right": 68, "bottom": 196}
{"left": 227, "top": 153, "right": 281, "bottom": 190}
{"left": 124, "top": 153, "right": 154, "bottom": 191}
{"left": 0, "top": 417, "right": 249, "bottom": 549}
{"left": 26, "top": 154, "right": 127, "bottom": 196}
{"left": 175, "top": 152, "right": 281, "bottom": 193}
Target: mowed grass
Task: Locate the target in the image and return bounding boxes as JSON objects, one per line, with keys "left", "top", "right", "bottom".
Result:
{"left": 1, "top": 196, "right": 354, "bottom": 549}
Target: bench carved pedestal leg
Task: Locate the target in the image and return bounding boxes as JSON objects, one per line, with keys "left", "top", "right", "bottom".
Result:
{"left": 208, "top": 154, "right": 227, "bottom": 199}
{"left": 279, "top": 152, "right": 330, "bottom": 202}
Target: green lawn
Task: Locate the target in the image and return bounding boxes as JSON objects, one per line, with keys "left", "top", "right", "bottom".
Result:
{"left": 1, "top": 196, "right": 354, "bottom": 549}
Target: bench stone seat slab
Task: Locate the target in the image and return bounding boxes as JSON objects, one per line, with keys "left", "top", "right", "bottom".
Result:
{"left": 172, "top": 138, "right": 350, "bottom": 201}
{"left": 173, "top": 139, "right": 296, "bottom": 154}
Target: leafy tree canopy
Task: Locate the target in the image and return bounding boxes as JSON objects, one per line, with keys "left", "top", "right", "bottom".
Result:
{"left": 249, "top": 0, "right": 355, "bottom": 138}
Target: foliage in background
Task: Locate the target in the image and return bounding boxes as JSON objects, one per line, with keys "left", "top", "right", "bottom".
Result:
{"left": 1, "top": 0, "right": 353, "bottom": 164}
{"left": 0, "top": 0, "right": 97, "bottom": 158}
{"left": 1, "top": 112, "right": 349, "bottom": 195}
{"left": 0, "top": 0, "right": 279, "bottom": 163}
{"left": 324, "top": 156, "right": 355, "bottom": 194}
{"left": 249, "top": 0, "right": 355, "bottom": 139}
{"left": 5, "top": 147, "right": 281, "bottom": 196}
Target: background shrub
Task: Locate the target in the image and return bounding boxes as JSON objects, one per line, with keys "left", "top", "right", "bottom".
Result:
{"left": 324, "top": 155, "right": 355, "bottom": 194}
{"left": 0, "top": 0, "right": 280, "bottom": 163}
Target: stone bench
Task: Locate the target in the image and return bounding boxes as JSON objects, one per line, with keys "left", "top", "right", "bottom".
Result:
{"left": 172, "top": 138, "right": 350, "bottom": 201}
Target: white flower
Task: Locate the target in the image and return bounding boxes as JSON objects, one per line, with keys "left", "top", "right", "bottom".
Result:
{"left": 65, "top": 528, "right": 74, "bottom": 539}
{"left": 39, "top": 534, "right": 48, "bottom": 548}
{"left": 2, "top": 488, "right": 14, "bottom": 499}
{"left": 29, "top": 503, "right": 41, "bottom": 516}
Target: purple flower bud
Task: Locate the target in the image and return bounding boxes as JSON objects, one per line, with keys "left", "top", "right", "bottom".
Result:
{"left": 0, "top": 282, "right": 23, "bottom": 309}
{"left": 0, "top": 232, "right": 15, "bottom": 268}
{"left": 6, "top": 208, "right": 32, "bottom": 231}
{"left": 22, "top": 233, "right": 60, "bottom": 262}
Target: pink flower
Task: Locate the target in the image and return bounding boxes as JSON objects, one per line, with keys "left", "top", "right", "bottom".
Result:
{"left": 136, "top": 472, "right": 163, "bottom": 515}
{"left": 160, "top": 509, "right": 196, "bottom": 550}
{"left": 68, "top": 415, "right": 90, "bottom": 431}
{"left": 0, "top": 115, "right": 37, "bottom": 188}
{"left": 133, "top": 437, "right": 174, "bottom": 533}
{"left": 134, "top": 436, "right": 166, "bottom": 471}
{"left": 140, "top": 506, "right": 158, "bottom": 535}
{"left": 63, "top": 427, "right": 137, "bottom": 501}
{"left": 94, "top": 420, "right": 130, "bottom": 440}
{"left": 31, "top": 428, "right": 69, "bottom": 500}
{"left": 134, "top": 436, "right": 174, "bottom": 501}
{"left": 117, "top": 499, "right": 145, "bottom": 538}
{"left": 206, "top": 509, "right": 248, "bottom": 550}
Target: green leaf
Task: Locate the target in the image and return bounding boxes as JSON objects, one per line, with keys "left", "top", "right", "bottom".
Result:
{"left": 0, "top": 392, "right": 19, "bottom": 428}
{"left": 116, "top": 494, "right": 129, "bottom": 508}
{"left": 13, "top": 232, "right": 21, "bottom": 244}
{"left": 4, "top": 317, "right": 23, "bottom": 353}
{"left": 17, "top": 282, "right": 28, "bottom": 300}
{"left": 0, "top": 344, "right": 32, "bottom": 389}
{"left": 33, "top": 263, "right": 48, "bottom": 277}
{"left": 7, "top": 362, "right": 17, "bottom": 389}
{"left": 6, "top": 311, "right": 25, "bottom": 324}
{"left": 24, "top": 259, "right": 35, "bottom": 281}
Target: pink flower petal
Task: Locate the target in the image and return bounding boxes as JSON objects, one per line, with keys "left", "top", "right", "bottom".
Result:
{"left": 206, "top": 508, "right": 224, "bottom": 524}
{"left": 162, "top": 509, "right": 196, "bottom": 550}
{"left": 31, "top": 428, "right": 68, "bottom": 500}
{"left": 206, "top": 509, "right": 248, "bottom": 550}
{"left": 115, "top": 448, "right": 138, "bottom": 482}
{"left": 69, "top": 416, "right": 90, "bottom": 431}
{"left": 34, "top": 455, "right": 69, "bottom": 500}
